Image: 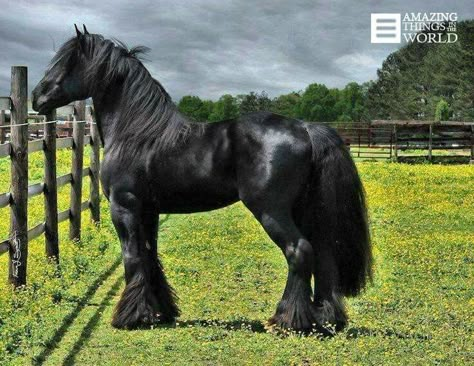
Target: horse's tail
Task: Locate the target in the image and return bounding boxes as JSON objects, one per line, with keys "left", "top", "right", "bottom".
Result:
{"left": 303, "top": 123, "right": 372, "bottom": 297}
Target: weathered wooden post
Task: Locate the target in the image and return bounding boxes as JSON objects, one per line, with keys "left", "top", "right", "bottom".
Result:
{"left": 470, "top": 125, "right": 474, "bottom": 165}
{"left": 428, "top": 123, "right": 433, "bottom": 162}
{"left": 88, "top": 105, "right": 101, "bottom": 223}
{"left": 69, "top": 101, "right": 85, "bottom": 240}
{"left": 9, "top": 66, "right": 28, "bottom": 286}
{"left": 388, "top": 125, "right": 393, "bottom": 160}
{"left": 44, "top": 110, "right": 59, "bottom": 261}
{"left": 0, "top": 110, "right": 5, "bottom": 144}
{"left": 393, "top": 124, "right": 398, "bottom": 162}
{"left": 357, "top": 129, "right": 361, "bottom": 157}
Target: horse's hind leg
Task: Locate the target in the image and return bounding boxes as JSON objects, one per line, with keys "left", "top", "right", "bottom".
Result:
{"left": 247, "top": 205, "right": 325, "bottom": 334}
{"left": 110, "top": 192, "right": 179, "bottom": 328}
{"left": 312, "top": 240, "right": 347, "bottom": 332}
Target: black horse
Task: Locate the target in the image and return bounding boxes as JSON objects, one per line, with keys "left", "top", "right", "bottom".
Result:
{"left": 32, "top": 26, "right": 372, "bottom": 335}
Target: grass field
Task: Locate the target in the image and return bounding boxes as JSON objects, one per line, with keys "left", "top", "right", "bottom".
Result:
{"left": 0, "top": 155, "right": 473, "bottom": 365}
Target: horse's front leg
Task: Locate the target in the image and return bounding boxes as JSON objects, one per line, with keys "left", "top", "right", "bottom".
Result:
{"left": 110, "top": 191, "right": 180, "bottom": 329}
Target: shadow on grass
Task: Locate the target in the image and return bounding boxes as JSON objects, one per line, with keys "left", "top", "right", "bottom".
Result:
{"left": 175, "top": 319, "right": 267, "bottom": 333}
{"left": 33, "top": 255, "right": 122, "bottom": 365}
{"left": 116, "top": 318, "right": 268, "bottom": 334}
{"left": 346, "top": 326, "right": 431, "bottom": 341}
{"left": 61, "top": 274, "right": 124, "bottom": 366}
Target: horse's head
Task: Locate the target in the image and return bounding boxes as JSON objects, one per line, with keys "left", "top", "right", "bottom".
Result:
{"left": 32, "top": 25, "right": 91, "bottom": 114}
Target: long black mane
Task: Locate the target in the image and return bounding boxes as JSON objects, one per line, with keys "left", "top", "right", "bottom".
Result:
{"left": 52, "top": 34, "right": 194, "bottom": 151}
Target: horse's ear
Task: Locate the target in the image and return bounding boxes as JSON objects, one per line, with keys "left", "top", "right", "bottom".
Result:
{"left": 74, "top": 24, "right": 82, "bottom": 38}
{"left": 74, "top": 24, "right": 86, "bottom": 54}
{"left": 83, "top": 24, "right": 90, "bottom": 35}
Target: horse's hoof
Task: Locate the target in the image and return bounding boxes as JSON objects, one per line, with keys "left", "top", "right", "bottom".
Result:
{"left": 266, "top": 303, "right": 338, "bottom": 337}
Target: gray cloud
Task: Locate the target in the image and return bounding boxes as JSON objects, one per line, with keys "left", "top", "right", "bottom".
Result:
{"left": 0, "top": 0, "right": 472, "bottom": 101}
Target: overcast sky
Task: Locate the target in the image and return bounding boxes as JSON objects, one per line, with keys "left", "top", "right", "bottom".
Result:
{"left": 0, "top": 0, "right": 472, "bottom": 101}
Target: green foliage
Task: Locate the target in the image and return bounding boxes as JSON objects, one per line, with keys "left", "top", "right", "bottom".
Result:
{"left": 271, "top": 92, "right": 301, "bottom": 118}
{"left": 177, "top": 83, "right": 369, "bottom": 123}
{"left": 298, "top": 83, "right": 337, "bottom": 121}
{"left": 198, "top": 100, "right": 215, "bottom": 121}
{"left": 237, "top": 91, "right": 272, "bottom": 114}
{"left": 435, "top": 99, "right": 450, "bottom": 121}
{"left": 208, "top": 94, "right": 239, "bottom": 122}
{"left": 339, "top": 82, "right": 369, "bottom": 122}
{"left": 177, "top": 96, "right": 214, "bottom": 122}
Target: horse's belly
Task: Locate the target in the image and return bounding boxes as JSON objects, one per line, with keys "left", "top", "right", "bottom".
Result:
{"left": 158, "top": 189, "right": 239, "bottom": 213}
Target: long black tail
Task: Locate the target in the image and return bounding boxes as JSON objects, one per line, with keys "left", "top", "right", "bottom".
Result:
{"left": 304, "top": 123, "right": 372, "bottom": 297}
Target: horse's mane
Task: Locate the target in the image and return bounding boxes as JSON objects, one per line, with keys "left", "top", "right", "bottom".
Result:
{"left": 51, "top": 34, "right": 194, "bottom": 152}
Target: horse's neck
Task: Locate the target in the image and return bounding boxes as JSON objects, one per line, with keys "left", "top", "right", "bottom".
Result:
{"left": 91, "top": 82, "right": 185, "bottom": 149}
{"left": 91, "top": 98, "right": 115, "bottom": 147}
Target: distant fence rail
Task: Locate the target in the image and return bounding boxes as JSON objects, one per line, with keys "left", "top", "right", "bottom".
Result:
{"left": 0, "top": 66, "right": 101, "bottom": 287}
{"left": 321, "top": 120, "right": 474, "bottom": 163}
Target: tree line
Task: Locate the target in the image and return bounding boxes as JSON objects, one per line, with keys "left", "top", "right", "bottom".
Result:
{"left": 177, "top": 20, "right": 474, "bottom": 123}
{"left": 178, "top": 82, "right": 369, "bottom": 123}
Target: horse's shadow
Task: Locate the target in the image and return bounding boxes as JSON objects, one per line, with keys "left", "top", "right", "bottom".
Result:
{"left": 175, "top": 318, "right": 267, "bottom": 333}
{"left": 346, "top": 326, "right": 431, "bottom": 341}
{"left": 136, "top": 320, "right": 431, "bottom": 342}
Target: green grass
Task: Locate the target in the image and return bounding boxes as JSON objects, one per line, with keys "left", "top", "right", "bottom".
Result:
{"left": 0, "top": 155, "right": 473, "bottom": 364}
{"left": 0, "top": 147, "right": 121, "bottom": 365}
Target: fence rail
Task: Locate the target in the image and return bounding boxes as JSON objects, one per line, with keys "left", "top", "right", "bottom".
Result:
{"left": 0, "top": 66, "right": 101, "bottom": 287}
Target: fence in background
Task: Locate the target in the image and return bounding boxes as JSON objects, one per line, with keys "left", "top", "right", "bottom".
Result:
{"left": 372, "top": 120, "right": 474, "bottom": 163}
{"left": 0, "top": 66, "right": 101, "bottom": 287}
{"left": 323, "top": 122, "right": 394, "bottom": 160}
{"left": 324, "top": 120, "right": 474, "bottom": 163}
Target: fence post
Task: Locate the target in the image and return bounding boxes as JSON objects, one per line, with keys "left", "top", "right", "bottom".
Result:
{"left": 69, "top": 101, "right": 85, "bottom": 240}
{"left": 0, "top": 110, "right": 5, "bottom": 144}
{"left": 428, "top": 123, "right": 433, "bottom": 162}
{"left": 67, "top": 111, "right": 73, "bottom": 137}
{"left": 9, "top": 66, "right": 28, "bottom": 286}
{"left": 44, "top": 110, "right": 59, "bottom": 261}
{"left": 88, "top": 106, "right": 101, "bottom": 223}
{"left": 357, "top": 129, "right": 361, "bottom": 157}
{"left": 470, "top": 125, "right": 474, "bottom": 164}
{"left": 393, "top": 124, "right": 398, "bottom": 162}
{"left": 389, "top": 126, "right": 393, "bottom": 160}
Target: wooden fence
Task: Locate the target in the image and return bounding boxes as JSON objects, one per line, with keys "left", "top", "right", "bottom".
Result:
{"left": 0, "top": 66, "right": 101, "bottom": 287}
{"left": 372, "top": 120, "right": 474, "bottom": 163}
{"left": 323, "top": 122, "right": 394, "bottom": 160}
{"left": 324, "top": 120, "right": 474, "bottom": 163}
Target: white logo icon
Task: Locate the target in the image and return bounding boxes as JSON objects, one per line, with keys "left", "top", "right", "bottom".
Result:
{"left": 371, "top": 13, "right": 401, "bottom": 43}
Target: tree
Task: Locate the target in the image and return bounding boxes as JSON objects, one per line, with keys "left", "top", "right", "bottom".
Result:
{"left": 178, "top": 96, "right": 203, "bottom": 121}
{"left": 177, "top": 96, "right": 214, "bottom": 121}
{"left": 271, "top": 92, "right": 301, "bottom": 118}
{"left": 333, "top": 82, "right": 368, "bottom": 122}
{"left": 435, "top": 99, "right": 450, "bottom": 121}
{"left": 237, "top": 91, "right": 272, "bottom": 114}
{"left": 298, "top": 83, "right": 337, "bottom": 121}
{"left": 196, "top": 100, "right": 214, "bottom": 121}
{"left": 208, "top": 94, "right": 239, "bottom": 122}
